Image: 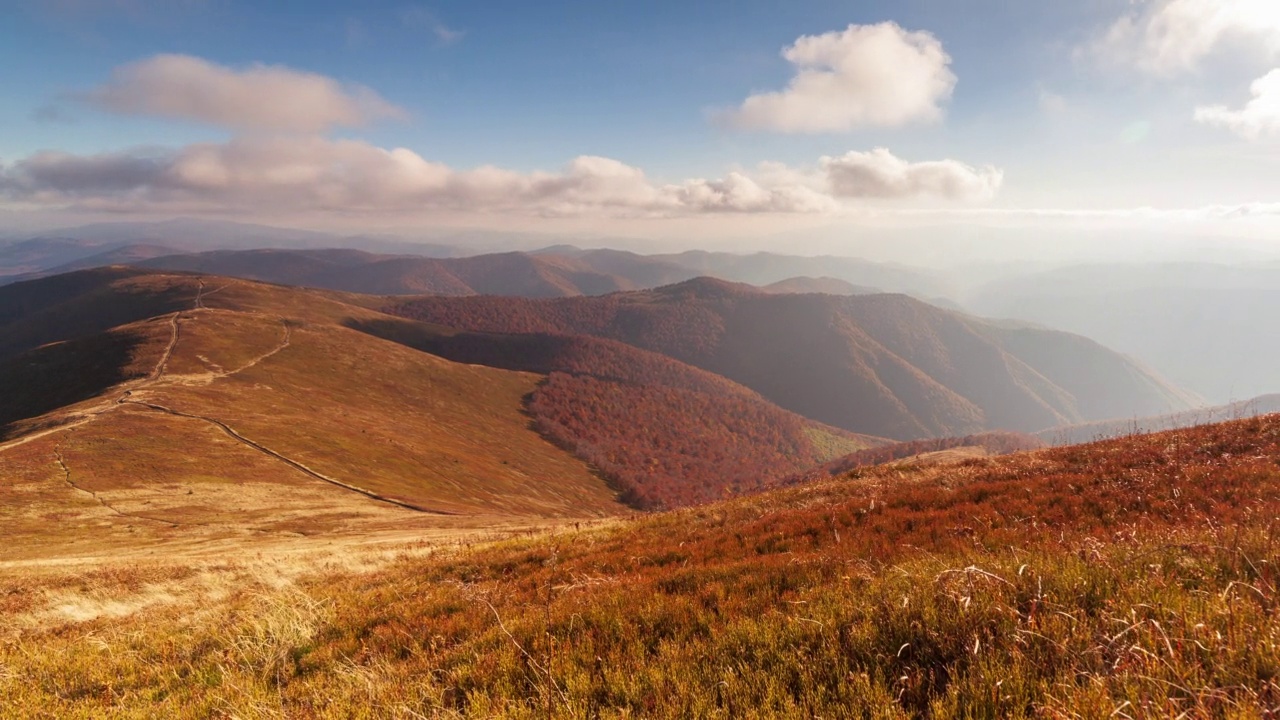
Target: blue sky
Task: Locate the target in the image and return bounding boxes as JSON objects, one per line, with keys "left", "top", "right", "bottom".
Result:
{"left": 2, "top": 0, "right": 1280, "bottom": 248}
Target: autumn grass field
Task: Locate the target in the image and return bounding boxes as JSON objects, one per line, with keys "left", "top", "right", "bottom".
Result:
{"left": 4, "top": 415, "right": 1280, "bottom": 717}
{"left": 0, "top": 271, "right": 635, "bottom": 562}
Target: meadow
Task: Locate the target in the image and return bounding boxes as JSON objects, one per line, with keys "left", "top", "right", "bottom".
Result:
{"left": 4, "top": 415, "right": 1279, "bottom": 717}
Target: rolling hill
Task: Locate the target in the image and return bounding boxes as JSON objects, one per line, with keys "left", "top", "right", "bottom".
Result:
{"left": 2, "top": 237, "right": 961, "bottom": 306}
{"left": 0, "top": 218, "right": 467, "bottom": 286}
{"left": 348, "top": 315, "right": 881, "bottom": 508}
{"left": 126, "top": 246, "right": 958, "bottom": 303}
{"left": 761, "top": 276, "right": 880, "bottom": 295}
{"left": 0, "top": 272, "right": 633, "bottom": 558}
{"left": 0, "top": 237, "right": 116, "bottom": 277}
{"left": 781, "top": 430, "right": 1046, "bottom": 486}
{"left": 0, "top": 268, "right": 882, "bottom": 526}
{"left": 389, "top": 277, "right": 1198, "bottom": 440}
{"left": 650, "top": 249, "right": 954, "bottom": 298}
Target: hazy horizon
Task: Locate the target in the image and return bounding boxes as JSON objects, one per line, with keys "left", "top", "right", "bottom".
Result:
{"left": 3, "top": 0, "right": 1280, "bottom": 263}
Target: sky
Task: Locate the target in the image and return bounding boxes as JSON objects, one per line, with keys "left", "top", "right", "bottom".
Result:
{"left": 2, "top": 0, "right": 1280, "bottom": 256}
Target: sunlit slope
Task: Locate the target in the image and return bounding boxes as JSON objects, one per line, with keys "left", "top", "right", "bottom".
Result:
{"left": 123, "top": 309, "right": 621, "bottom": 515}
{"left": 349, "top": 315, "right": 883, "bottom": 509}
{"left": 299, "top": 414, "right": 1277, "bottom": 716}
{"left": 0, "top": 275, "right": 625, "bottom": 558}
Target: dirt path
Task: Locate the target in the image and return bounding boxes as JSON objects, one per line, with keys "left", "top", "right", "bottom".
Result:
{"left": 224, "top": 319, "right": 292, "bottom": 377}
{"left": 53, "top": 434, "right": 178, "bottom": 528}
{"left": 193, "top": 278, "right": 230, "bottom": 310}
{"left": 1, "top": 284, "right": 457, "bottom": 520}
{"left": 119, "top": 398, "right": 458, "bottom": 515}
{"left": 1, "top": 292, "right": 268, "bottom": 456}
{"left": 148, "top": 312, "right": 182, "bottom": 382}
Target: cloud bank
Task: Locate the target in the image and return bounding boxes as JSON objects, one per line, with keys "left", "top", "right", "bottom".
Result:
{"left": 0, "top": 53, "right": 1001, "bottom": 219}
{"left": 1088, "top": 0, "right": 1280, "bottom": 75}
{"left": 87, "top": 54, "right": 406, "bottom": 133}
{"left": 1196, "top": 68, "right": 1280, "bottom": 139}
{"left": 720, "top": 22, "right": 955, "bottom": 133}
{"left": 0, "top": 140, "right": 1000, "bottom": 216}
{"left": 823, "top": 149, "right": 1002, "bottom": 202}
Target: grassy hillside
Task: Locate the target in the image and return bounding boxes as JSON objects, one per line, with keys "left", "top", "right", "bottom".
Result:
{"left": 0, "top": 272, "right": 630, "bottom": 559}
{"left": 389, "top": 278, "right": 1195, "bottom": 440}
{"left": 350, "top": 317, "right": 881, "bottom": 509}
{"left": 0, "top": 269, "right": 881, "bottom": 517}
{"left": 5, "top": 415, "right": 1279, "bottom": 716}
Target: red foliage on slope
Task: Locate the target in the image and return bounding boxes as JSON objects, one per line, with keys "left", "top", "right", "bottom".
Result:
{"left": 347, "top": 317, "right": 878, "bottom": 510}
{"left": 386, "top": 279, "right": 1191, "bottom": 440}
{"left": 529, "top": 372, "right": 840, "bottom": 509}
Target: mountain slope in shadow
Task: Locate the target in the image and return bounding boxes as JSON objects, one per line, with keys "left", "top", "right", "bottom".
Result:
{"left": 389, "top": 277, "right": 1198, "bottom": 439}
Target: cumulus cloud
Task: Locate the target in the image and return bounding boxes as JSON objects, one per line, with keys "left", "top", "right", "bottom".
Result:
{"left": 86, "top": 54, "right": 406, "bottom": 133}
{"left": 1087, "top": 0, "right": 1280, "bottom": 75}
{"left": 720, "top": 22, "right": 955, "bottom": 133}
{"left": 821, "top": 149, "right": 1003, "bottom": 201}
{"left": 0, "top": 140, "right": 1000, "bottom": 216}
{"left": 1195, "top": 68, "right": 1280, "bottom": 139}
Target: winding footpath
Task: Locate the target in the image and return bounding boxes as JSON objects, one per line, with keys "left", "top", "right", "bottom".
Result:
{"left": 0, "top": 277, "right": 446, "bottom": 517}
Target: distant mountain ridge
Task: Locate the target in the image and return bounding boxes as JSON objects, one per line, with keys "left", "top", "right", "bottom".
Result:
{"left": 1037, "top": 394, "right": 1280, "bottom": 446}
{"left": 129, "top": 248, "right": 654, "bottom": 297}
{"left": 1, "top": 221, "right": 954, "bottom": 301}
{"left": 388, "top": 277, "right": 1198, "bottom": 440}
{"left": 967, "top": 262, "right": 1280, "bottom": 402}
{"left": 4, "top": 244, "right": 957, "bottom": 307}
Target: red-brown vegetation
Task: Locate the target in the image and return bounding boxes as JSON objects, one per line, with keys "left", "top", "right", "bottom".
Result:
{"left": 6, "top": 416, "right": 1280, "bottom": 716}
{"left": 349, "top": 317, "right": 877, "bottom": 509}
{"left": 529, "top": 372, "right": 857, "bottom": 509}
{"left": 387, "top": 278, "right": 1195, "bottom": 439}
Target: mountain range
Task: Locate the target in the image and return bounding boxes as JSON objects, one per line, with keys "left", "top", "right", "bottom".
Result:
{"left": 0, "top": 268, "right": 887, "bottom": 519}
{"left": 0, "top": 260, "right": 1203, "bottom": 523}
{"left": 387, "top": 277, "right": 1198, "bottom": 440}
{"left": 0, "top": 219, "right": 952, "bottom": 299}
{"left": 967, "top": 262, "right": 1280, "bottom": 403}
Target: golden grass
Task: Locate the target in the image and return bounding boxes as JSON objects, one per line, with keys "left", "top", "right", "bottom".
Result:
{"left": 4, "top": 417, "right": 1280, "bottom": 717}
{"left": 0, "top": 275, "right": 628, "bottom": 562}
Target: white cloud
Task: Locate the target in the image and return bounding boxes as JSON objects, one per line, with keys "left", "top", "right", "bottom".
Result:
{"left": 1195, "top": 68, "right": 1280, "bottom": 139}
{"left": 1088, "top": 0, "right": 1280, "bottom": 75}
{"left": 720, "top": 22, "right": 955, "bottom": 133}
{"left": 0, "top": 140, "right": 1000, "bottom": 216}
{"left": 86, "top": 54, "right": 406, "bottom": 133}
{"left": 821, "top": 149, "right": 1003, "bottom": 201}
